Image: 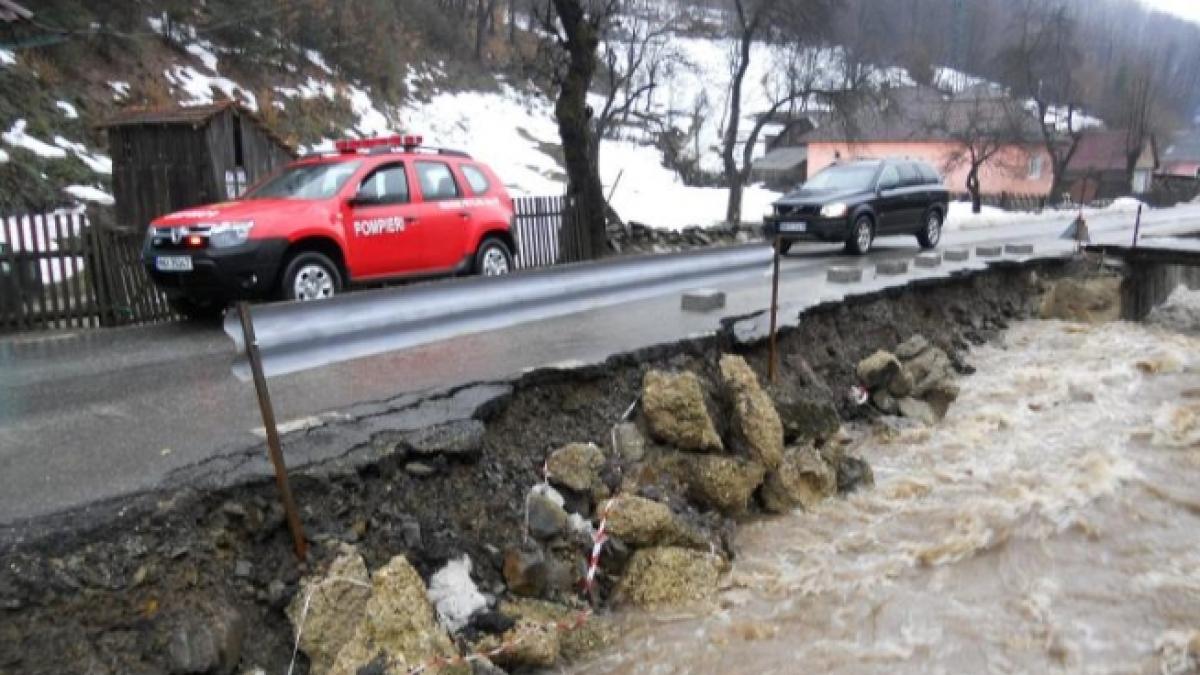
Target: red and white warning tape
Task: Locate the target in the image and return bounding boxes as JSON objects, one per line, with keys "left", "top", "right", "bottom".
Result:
{"left": 583, "top": 498, "right": 615, "bottom": 594}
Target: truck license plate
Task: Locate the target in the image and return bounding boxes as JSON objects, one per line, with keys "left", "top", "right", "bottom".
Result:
{"left": 780, "top": 221, "right": 807, "bottom": 233}
{"left": 156, "top": 256, "right": 193, "bottom": 272}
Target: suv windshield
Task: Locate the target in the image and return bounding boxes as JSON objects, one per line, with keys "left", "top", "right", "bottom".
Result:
{"left": 244, "top": 160, "right": 363, "bottom": 200}
{"left": 802, "top": 164, "right": 879, "bottom": 191}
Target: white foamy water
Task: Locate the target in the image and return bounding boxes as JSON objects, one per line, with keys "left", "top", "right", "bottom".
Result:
{"left": 573, "top": 320, "right": 1200, "bottom": 675}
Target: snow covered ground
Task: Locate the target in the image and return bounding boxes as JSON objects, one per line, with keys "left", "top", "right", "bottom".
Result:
{"left": 944, "top": 197, "right": 1146, "bottom": 231}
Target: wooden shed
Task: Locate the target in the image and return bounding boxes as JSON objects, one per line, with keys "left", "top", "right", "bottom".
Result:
{"left": 101, "top": 102, "right": 295, "bottom": 230}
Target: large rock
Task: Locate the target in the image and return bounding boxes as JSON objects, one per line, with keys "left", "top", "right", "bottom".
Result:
{"left": 760, "top": 446, "right": 837, "bottom": 513}
{"left": 904, "top": 345, "right": 954, "bottom": 397}
{"left": 611, "top": 422, "right": 646, "bottom": 462}
{"left": 603, "top": 495, "right": 676, "bottom": 546}
{"left": 856, "top": 351, "right": 902, "bottom": 390}
{"left": 897, "top": 397, "right": 938, "bottom": 426}
{"left": 614, "top": 547, "right": 723, "bottom": 609}
{"left": 494, "top": 599, "right": 613, "bottom": 663}
{"left": 834, "top": 455, "right": 874, "bottom": 494}
{"left": 641, "top": 370, "right": 723, "bottom": 452}
{"left": 328, "top": 556, "right": 459, "bottom": 675}
{"left": 1039, "top": 276, "right": 1123, "bottom": 323}
{"left": 894, "top": 334, "right": 930, "bottom": 361}
{"left": 923, "top": 379, "right": 961, "bottom": 420}
{"left": 526, "top": 492, "right": 569, "bottom": 541}
{"left": 545, "top": 442, "right": 606, "bottom": 494}
{"left": 685, "top": 454, "right": 767, "bottom": 515}
{"left": 501, "top": 545, "right": 573, "bottom": 598}
{"left": 719, "top": 355, "right": 784, "bottom": 469}
{"left": 769, "top": 386, "right": 841, "bottom": 445}
{"left": 286, "top": 548, "right": 372, "bottom": 675}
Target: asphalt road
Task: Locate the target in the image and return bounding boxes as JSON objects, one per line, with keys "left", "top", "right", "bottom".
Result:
{"left": 3, "top": 205, "right": 1200, "bottom": 526}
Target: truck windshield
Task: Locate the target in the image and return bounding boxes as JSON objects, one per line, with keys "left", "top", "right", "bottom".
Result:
{"left": 243, "top": 160, "right": 363, "bottom": 200}
{"left": 802, "top": 164, "right": 879, "bottom": 191}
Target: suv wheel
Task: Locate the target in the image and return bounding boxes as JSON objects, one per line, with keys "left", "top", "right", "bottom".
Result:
{"left": 917, "top": 210, "right": 942, "bottom": 249}
{"left": 475, "top": 238, "right": 514, "bottom": 277}
{"left": 845, "top": 216, "right": 874, "bottom": 255}
{"left": 282, "top": 251, "right": 342, "bottom": 301}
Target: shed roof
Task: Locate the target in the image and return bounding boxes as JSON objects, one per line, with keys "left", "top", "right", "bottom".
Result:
{"left": 1162, "top": 129, "right": 1200, "bottom": 163}
{"left": 100, "top": 101, "right": 296, "bottom": 156}
{"left": 753, "top": 146, "right": 808, "bottom": 172}
{"left": 1066, "top": 131, "right": 1131, "bottom": 173}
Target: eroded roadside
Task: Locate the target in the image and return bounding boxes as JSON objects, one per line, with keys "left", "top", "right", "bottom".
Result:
{"left": 1, "top": 260, "right": 1071, "bottom": 675}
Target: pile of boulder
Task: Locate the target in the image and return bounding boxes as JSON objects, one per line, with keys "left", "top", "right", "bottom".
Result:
{"left": 856, "top": 335, "right": 961, "bottom": 425}
{"left": 289, "top": 353, "right": 872, "bottom": 674}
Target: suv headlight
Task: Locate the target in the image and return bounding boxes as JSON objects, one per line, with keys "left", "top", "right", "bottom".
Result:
{"left": 209, "top": 221, "right": 255, "bottom": 248}
{"left": 821, "top": 203, "right": 848, "bottom": 218}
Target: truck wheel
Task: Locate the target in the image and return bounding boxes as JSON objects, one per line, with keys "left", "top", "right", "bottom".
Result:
{"left": 474, "top": 238, "right": 513, "bottom": 277}
{"left": 168, "top": 296, "right": 225, "bottom": 321}
{"left": 917, "top": 210, "right": 943, "bottom": 249}
{"left": 845, "top": 216, "right": 874, "bottom": 255}
{"left": 282, "top": 251, "right": 342, "bottom": 301}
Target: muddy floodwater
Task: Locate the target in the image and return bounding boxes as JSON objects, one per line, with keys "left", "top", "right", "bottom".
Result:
{"left": 574, "top": 320, "right": 1200, "bottom": 674}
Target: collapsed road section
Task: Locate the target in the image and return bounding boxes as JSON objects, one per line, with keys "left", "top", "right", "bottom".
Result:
{"left": 0, "top": 254, "right": 1190, "bottom": 674}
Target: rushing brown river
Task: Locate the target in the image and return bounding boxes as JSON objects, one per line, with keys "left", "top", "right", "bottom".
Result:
{"left": 573, "top": 320, "right": 1200, "bottom": 674}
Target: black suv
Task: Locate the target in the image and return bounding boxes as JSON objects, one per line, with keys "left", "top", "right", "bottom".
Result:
{"left": 764, "top": 158, "right": 950, "bottom": 255}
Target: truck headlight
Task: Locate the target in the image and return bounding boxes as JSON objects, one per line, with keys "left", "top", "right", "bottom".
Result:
{"left": 821, "top": 203, "right": 848, "bottom": 218}
{"left": 209, "top": 221, "right": 255, "bottom": 248}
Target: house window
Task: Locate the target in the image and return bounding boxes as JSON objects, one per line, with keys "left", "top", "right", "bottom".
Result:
{"left": 1028, "top": 155, "right": 1043, "bottom": 180}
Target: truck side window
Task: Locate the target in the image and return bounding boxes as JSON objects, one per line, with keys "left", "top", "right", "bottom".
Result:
{"left": 897, "top": 163, "right": 921, "bottom": 186}
{"left": 356, "top": 164, "right": 409, "bottom": 204}
{"left": 415, "top": 161, "right": 461, "bottom": 201}
{"left": 461, "top": 164, "right": 491, "bottom": 195}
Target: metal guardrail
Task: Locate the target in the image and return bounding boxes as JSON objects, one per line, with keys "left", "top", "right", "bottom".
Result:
{"left": 225, "top": 244, "right": 775, "bottom": 378}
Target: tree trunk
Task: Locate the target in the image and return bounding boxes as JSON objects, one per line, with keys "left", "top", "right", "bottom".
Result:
{"left": 967, "top": 167, "right": 981, "bottom": 214}
{"left": 475, "top": 0, "right": 489, "bottom": 61}
{"left": 722, "top": 23, "right": 754, "bottom": 226}
{"left": 552, "top": 0, "right": 609, "bottom": 260}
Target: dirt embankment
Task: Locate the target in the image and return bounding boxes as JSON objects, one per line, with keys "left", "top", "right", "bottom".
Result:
{"left": 0, "top": 263, "right": 1059, "bottom": 674}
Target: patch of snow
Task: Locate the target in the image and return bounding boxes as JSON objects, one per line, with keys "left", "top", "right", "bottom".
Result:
{"left": 55, "top": 100, "right": 79, "bottom": 119}
{"left": 164, "top": 65, "right": 258, "bottom": 111}
{"left": 0, "top": 149, "right": 7, "bottom": 163}
{"left": 53, "top": 136, "right": 113, "bottom": 174}
{"left": 346, "top": 85, "right": 396, "bottom": 138}
{"left": 274, "top": 77, "right": 337, "bottom": 101}
{"left": 109, "top": 81, "right": 131, "bottom": 100}
{"left": 426, "top": 555, "right": 488, "bottom": 634}
{"left": 0, "top": 48, "right": 14, "bottom": 67}
{"left": 2, "top": 120, "right": 68, "bottom": 159}
{"left": 64, "top": 185, "right": 115, "bottom": 206}
{"left": 186, "top": 43, "right": 219, "bottom": 72}
{"left": 944, "top": 198, "right": 1145, "bottom": 231}
{"left": 304, "top": 49, "right": 334, "bottom": 75}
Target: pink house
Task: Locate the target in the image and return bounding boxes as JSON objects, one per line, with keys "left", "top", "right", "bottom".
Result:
{"left": 756, "top": 87, "right": 1053, "bottom": 198}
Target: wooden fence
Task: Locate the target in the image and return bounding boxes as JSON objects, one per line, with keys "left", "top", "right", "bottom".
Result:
{"left": 1, "top": 210, "right": 176, "bottom": 331}
{"left": 511, "top": 195, "right": 588, "bottom": 270}
{"left": 950, "top": 192, "right": 1048, "bottom": 212}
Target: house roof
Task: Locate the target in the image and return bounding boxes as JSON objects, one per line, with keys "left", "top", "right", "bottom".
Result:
{"left": 100, "top": 101, "right": 296, "bottom": 156}
{"left": 0, "top": 0, "right": 32, "bottom": 22}
{"left": 1066, "top": 130, "right": 1133, "bottom": 173}
{"left": 753, "top": 146, "right": 808, "bottom": 172}
{"left": 795, "top": 87, "right": 1040, "bottom": 145}
{"left": 1162, "top": 129, "right": 1200, "bottom": 163}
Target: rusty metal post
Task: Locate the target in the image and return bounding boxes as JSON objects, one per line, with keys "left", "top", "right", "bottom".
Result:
{"left": 1132, "top": 204, "right": 1143, "bottom": 248}
{"left": 768, "top": 236, "right": 782, "bottom": 384}
{"left": 237, "top": 302, "right": 308, "bottom": 561}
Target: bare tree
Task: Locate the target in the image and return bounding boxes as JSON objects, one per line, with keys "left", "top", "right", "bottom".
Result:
{"left": 719, "top": 0, "right": 839, "bottom": 226}
{"left": 593, "top": 6, "right": 680, "bottom": 144}
{"left": 933, "top": 92, "right": 1035, "bottom": 213}
{"left": 1001, "top": 0, "right": 1088, "bottom": 203}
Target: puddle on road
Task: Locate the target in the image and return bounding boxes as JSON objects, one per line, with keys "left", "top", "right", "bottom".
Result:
{"left": 571, "top": 320, "right": 1200, "bottom": 675}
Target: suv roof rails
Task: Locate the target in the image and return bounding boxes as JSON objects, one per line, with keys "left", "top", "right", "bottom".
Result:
{"left": 362, "top": 146, "right": 472, "bottom": 159}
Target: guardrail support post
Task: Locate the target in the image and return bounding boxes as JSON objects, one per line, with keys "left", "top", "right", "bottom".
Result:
{"left": 237, "top": 302, "right": 308, "bottom": 561}
{"left": 768, "top": 237, "right": 781, "bottom": 384}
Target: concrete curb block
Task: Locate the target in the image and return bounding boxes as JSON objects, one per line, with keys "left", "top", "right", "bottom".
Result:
{"left": 875, "top": 260, "right": 909, "bottom": 276}
{"left": 944, "top": 248, "right": 970, "bottom": 262}
{"left": 914, "top": 253, "right": 942, "bottom": 268}
{"left": 827, "top": 266, "right": 863, "bottom": 283}
{"left": 976, "top": 245, "right": 1003, "bottom": 258}
{"left": 1005, "top": 243, "right": 1035, "bottom": 255}
{"left": 681, "top": 289, "right": 726, "bottom": 312}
